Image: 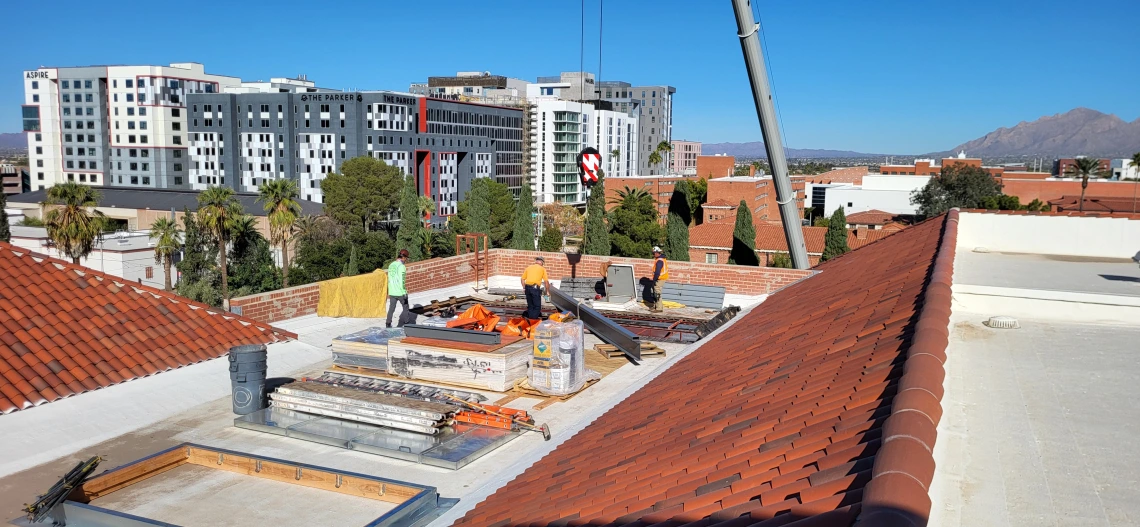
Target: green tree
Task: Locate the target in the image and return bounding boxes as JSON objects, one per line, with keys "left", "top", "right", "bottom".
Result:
{"left": 689, "top": 177, "right": 708, "bottom": 225}
{"left": 609, "top": 186, "right": 664, "bottom": 258}
{"left": 1130, "top": 152, "right": 1140, "bottom": 181}
{"left": 228, "top": 216, "right": 280, "bottom": 296}
{"left": 258, "top": 179, "right": 302, "bottom": 287}
{"left": 395, "top": 174, "right": 425, "bottom": 261}
{"left": 608, "top": 186, "right": 653, "bottom": 206}
{"left": 538, "top": 223, "right": 563, "bottom": 252}
{"left": 728, "top": 200, "right": 758, "bottom": 266}
{"left": 148, "top": 216, "right": 181, "bottom": 291}
{"left": 583, "top": 172, "right": 610, "bottom": 256}
{"left": 821, "top": 206, "right": 850, "bottom": 262}
{"left": 453, "top": 178, "right": 515, "bottom": 248}
{"left": 910, "top": 163, "right": 1002, "bottom": 218}
{"left": 982, "top": 194, "right": 1022, "bottom": 211}
{"left": 0, "top": 191, "right": 9, "bottom": 242}
{"left": 196, "top": 186, "right": 244, "bottom": 301}
{"left": 813, "top": 216, "right": 830, "bottom": 228}
{"left": 342, "top": 245, "right": 359, "bottom": 277}
{"left": 511, "top": 182, "right": 536, "bottom": 250}
{"left": 733, "top": 164, "right": 751, "bottom": 177}
{"left": 320, "top": 156, "right": 403, "bottom": 230}
{"left": 1065, "top": 157, "right": 1105, "bottom": 212}
{"left": 769, "top": 252, "right": 792, "bottom": 268}
{"left": 42, "top": 182, "right": 106, "bottom": 264}
{"left": 175, "top": 210, "right": 221, "bottom": 307}
{"left": 1025, "top": 199, "right": 1048, "bottom": 212}
{"left": 664, "top": 180, "right": 691, "bottom": 261}
{"left": 17, "top": 217, "right": 45, "bottom": 227}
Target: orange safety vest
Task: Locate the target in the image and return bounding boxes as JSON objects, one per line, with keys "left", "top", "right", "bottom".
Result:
{"left": 655, "top": 257, "right": 669, "bottom": 281}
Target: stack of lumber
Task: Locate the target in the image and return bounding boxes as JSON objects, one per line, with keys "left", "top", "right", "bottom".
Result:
{"left": 330, "top": 327, "right": 404, "bottom": 372}
{"left": 270, "top": 381, "right": 456, "bottom": 435}
{"left": 387, "top": 338, "right": 531, "bottom": 392}
{"left": 595, "top": 342, "right": 665, "bottom": 359}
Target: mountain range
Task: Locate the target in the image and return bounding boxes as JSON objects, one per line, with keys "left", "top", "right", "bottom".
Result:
{"left": 702, "top": 108, "right": 1140, "bottom": 159}
{"left": 0, "top": 133, "right": 24, "bottom": 150}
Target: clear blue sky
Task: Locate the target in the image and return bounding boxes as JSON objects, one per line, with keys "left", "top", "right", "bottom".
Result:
{"left": 3, "top": 0, "right": 1138, "bottom": 154}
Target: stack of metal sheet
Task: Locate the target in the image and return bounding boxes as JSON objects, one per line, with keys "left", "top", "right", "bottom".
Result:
{"left": 308, "top": 372, "right": 488, "bottom": 403}
{"left": 270, "top": 381, "right": 456, "bottom": 435}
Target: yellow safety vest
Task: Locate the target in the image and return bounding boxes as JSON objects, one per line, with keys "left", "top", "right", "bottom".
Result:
{"left": 655, "top": 257, "right": 669, "bottom": 281}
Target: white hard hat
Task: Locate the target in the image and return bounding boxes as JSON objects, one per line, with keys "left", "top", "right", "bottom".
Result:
{"left": 652, "top": 246, "right": 662, "bottom": 253}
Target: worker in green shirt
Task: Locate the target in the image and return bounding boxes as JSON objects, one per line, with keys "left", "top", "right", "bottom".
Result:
{"left": 386, "top": 249, "right": 410, "bottom": 328}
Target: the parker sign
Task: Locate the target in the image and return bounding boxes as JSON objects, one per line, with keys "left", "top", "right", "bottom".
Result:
{"left": 383, "top": 94, "right": 417, "bottom": 106}
{"left": 299, "top": 93, "right": 363, "bottom": 102}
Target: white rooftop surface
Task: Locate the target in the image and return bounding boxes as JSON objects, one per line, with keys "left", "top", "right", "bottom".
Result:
{"left": 933, "top": 212, "right": 1140, "bottom": 526}
{"left": 0, "top": 277, "right": 766, "bottom": 524}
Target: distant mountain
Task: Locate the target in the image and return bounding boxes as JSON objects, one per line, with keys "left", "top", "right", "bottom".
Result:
{"left": 701, "top": 142, "right": 879, "bottom": 159}
{"left": 0, "top": 133, "right": 24, "bottom": 149}
{"left": 938, "top": 108, "right": 1140, "bottom": 158}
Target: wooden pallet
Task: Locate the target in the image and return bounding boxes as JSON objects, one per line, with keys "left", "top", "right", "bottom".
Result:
{"left": 594, "top": 342, "right": 665, "bottom": 359}
{"left": 493, "top": 348, "right": 630, "bottom": 410}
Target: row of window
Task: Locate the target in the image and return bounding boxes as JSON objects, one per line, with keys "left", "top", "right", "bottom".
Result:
{"left": 66, "top": 173, "right": 98, "bottom": 183}
{"left": 63, "top": 107, "right": 95, "bottom": 116}
{"left": 65, "top": 160, "right": 96, "bottom": 169}
{"left": 62, "top": 94, "right": 95, "bottom": 103}
{"left": 60, "top": 80, "right": 95, "bottom": 90}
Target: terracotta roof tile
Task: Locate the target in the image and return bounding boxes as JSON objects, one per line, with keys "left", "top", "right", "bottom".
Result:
{"left": 844, "top": 210, "right": 896, "bottom": 226}
{"left": 453, "top": 211, "right": 958, "bottom": 527}
{"left": 0, "top": 242, "right": 294, "bottom": 414}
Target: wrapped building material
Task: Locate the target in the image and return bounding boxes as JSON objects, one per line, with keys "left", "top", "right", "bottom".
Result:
{"left": 530, "top": 320, "right": 587, "bottom": 396}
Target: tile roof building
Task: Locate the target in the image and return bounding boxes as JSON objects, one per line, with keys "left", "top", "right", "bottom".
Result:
{"left": 688, "top": 222, "right": 895, "bottom": 266}
{"left": 0, "top": 242, "right": 291, "bottom": 414}
{"left": 1047, "top": 195, "right": 1140, "bottom": 214}
{"left": 455, "top": 212, "right": 957, "bottom": 526}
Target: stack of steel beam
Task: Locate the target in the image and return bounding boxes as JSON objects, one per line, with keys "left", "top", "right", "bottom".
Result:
{"left": 269, "top": 381, "right": 457, "bottom": 435}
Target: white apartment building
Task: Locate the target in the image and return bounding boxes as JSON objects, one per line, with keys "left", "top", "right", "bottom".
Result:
{"left": 527, "top": 82, "right": 638, "bottom": 205}
{"left": 816, "top": 174, "right": 933, "bottom": 216}
{"left": 1111, "top": 159, "right": 1139, "bottom": 180}
{"left": 22, "top": 63, "right": 243, "bottom": 191}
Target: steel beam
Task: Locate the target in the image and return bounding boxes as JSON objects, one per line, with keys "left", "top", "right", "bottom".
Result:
{"left": 402, "top": 325, "right": 501, "bottom": 345}
{"left": 548, "top": 286, "right": 642, "bottom": 362}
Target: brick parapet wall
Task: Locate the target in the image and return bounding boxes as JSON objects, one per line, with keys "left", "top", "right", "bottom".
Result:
{"left": 230, "top": 249, "right": 814, "bottom": 323}
{"left": 229, "top": 282, "right": 320, "bottom": 323}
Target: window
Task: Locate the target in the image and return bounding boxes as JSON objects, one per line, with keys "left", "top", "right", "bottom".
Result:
{"left": 139, "top": 107, "right": 146, "bottom": 116}
{"left": 32, "top": 94, "right": 39, "bottom": 103}
{"left": 37, "top": 173, "right": 43, "bottom": 180}
{"left": 31, "top": 81, "right": 38, "bottom": 89}
{"left": 172, "top": 122, "right": 179, "bottom": 131}
{"left": 91, "top": 175, "right": 97, "bottom": 183}
{"left": 141, "top": 135, "right": 148, "bottom": 144}
{"left": 63, "top": 94, "right": 70, "bottom": 103}
{"left": 172, "top": 108, "right": 180, "bottom": 117}
{"left": 35, "top": 146, "right": 42, "bottom": 154}
{"left": 129, "top": 135, "right": 136, "bottom": 143}
{"left": 62, "top": 81, "right": 70, "bottom": 89}
{"left": 126, "top": 94, "right": 134, "bottom": 102}
{"left": 142, "top": 177, "right": 150, "bottom": 185}
{"left": 85, "top": 94, "right": 92, "bottom": 102}
{"left": 66, "top": 161, "right": 74, "bottom": 168}
{"left": 85, "top": 80, "right": 92, "bottom": 89}
{"left": 130, "top": 176, "right": 138, "bottom": 184}
{"left": 130, "top": 162, "right": 138, "bottom": 170}
{"left": 140, "top": 121, "right": 148, "bottom": 130}
{"left": 173, "top": 150, "right": 182, "bottom": 158}
{"left": 174, "top": 163, "right": 182, "bottom": 171}
{"left": 87, "top": 121, "right": 94, "bottom": 129}
{"left": 145, "top": 267, "right": 154, "bottom": 279}
{"left": 174, "top": 176, "right": 183, "bottom": 185}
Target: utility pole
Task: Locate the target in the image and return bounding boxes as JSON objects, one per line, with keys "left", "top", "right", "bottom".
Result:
{"left": 730, "top": 0, "right": 810, "bottom": 269}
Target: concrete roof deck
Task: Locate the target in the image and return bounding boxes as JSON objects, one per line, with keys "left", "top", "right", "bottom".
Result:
{"left": 0, "top": 278, "right": 764, "bottom": 525}
{"left": 955, "top": 250, "right": 1140, "bottom": 297}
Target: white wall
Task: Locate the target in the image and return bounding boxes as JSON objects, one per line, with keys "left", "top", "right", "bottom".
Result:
{"left": 823, "top": 175, "right": 930, "bottom": 215}
{"left": 957, "top": 211, "right": 1140, "bottom": 259}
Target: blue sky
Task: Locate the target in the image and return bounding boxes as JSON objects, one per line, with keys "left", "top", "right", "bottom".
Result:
{"left": 3, "top": 0, "right": 1138, "bottom": 154}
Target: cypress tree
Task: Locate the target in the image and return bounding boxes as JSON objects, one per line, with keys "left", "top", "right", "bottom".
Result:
{"left": 664, "top": 180, "right": 691, "bottom": 261}
{"left": 582, "top": 173, "right": 610, "bottom": 255}
{"left": 395, "top": 175, "right": 424, "bottom": 261}
{"left": 342, "top": 245, "right": 359, "bottom": 276}
{"left": 511, "top": 182, "right": 536, "bottom": 250}
{"left": 0, "top": 191, "right": 9, "bottom": 243}
{"left": 467, "top": 180, "right": 491, "bottom": 237}
{"left": 728, "top": 200, "right": 758, "bottom": 266}
{"left": 821, "top": 206, "right": 850, "bottom": 262}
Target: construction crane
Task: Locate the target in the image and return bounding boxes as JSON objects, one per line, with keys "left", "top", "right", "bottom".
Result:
{"left": 730, "top": 0, "right": 811, "bottom": 269}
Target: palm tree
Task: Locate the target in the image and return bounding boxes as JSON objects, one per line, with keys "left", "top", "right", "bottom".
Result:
{"left": 611, "top": 149, "right": 621, "bottom": 174}
{"left": 1130, "top": 152, "right": 1140, "bottom": 213}
{"left": 1065, "top": 157, "right": 1105, "bottom": 212}
{"left": 42, "top": 182, "right": 106, "bottom": 264}
{"left": 417, "top": 195, "right": 435, "bottom": 219}
{"left": 647, "top": 151, "right": 662, "bottom": 175}
{"left": 149, "top": 217, "right": 181, "bottom": 291}
{"left": 197, "top": 186, "right": 244, "bottom": 302}
{"left": 655, "top": 141, "right": 673, "bottom": 174}
{"left": 258, "top": 179, "right": 302, "bottom": 287}
{"left": 608, "top": 186, "right": 653, "bottom": 206}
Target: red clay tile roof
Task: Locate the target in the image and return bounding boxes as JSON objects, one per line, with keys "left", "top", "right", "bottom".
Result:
{"left": 454, "top": 211, "right": 958, "bottom": 527}
{"left": 0, "top": 243, "right": 293, "bottom": 414}
{"left": 704, "top": 199, "right": 737, "bottom": 208}
{"left": 690, "top": 223, "right": 895, "bottom": 254}
{"left": 1048, "top": 195, "right": 1140, "bottom": 214}
{"left": 844, "top": 210, "right": 896, "bottom": 226}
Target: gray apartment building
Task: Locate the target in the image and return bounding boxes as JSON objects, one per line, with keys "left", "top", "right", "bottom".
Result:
{"left": 186, "top": 91, "right": 523, "bottom": 220}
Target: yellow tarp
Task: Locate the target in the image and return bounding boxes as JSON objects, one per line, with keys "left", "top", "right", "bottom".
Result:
{"left": 317, "top": 269, "right": 389, "bottom": 318}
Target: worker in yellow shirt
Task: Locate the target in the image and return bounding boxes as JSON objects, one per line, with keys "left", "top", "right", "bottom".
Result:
{"left": 520, "top": 256, "right": 552, "bottom": 320}
{"left": 649, "top": 246, "right": 669, "bottom": 312}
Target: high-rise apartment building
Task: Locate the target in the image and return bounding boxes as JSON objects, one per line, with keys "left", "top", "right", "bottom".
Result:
{"left": 21, "top": 63, "right": 245, "bottom": 192}
{"left": 626, "top": 85, "right": 675, "bottom": 176}
{"left": 186, "top": 91, "right": 523, "bottom": 219}
{"left": 409, "top": 72, "right": 529, "bottom": 105}
{"left": 526, "top": 81, "right": 638, "bottom": 205}
{"left": 670, "top": 140, "right": 701, "bottom": 174}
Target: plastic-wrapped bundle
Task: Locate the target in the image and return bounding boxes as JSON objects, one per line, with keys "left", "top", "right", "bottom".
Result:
{"left": 530, "top": 320, "right": 586, "bottom": 396}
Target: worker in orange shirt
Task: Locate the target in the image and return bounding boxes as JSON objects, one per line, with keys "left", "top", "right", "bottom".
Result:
{"left": 649, "top": 246, "right": 669, "bottom": 312}
{"left": 520, "top": 256, "right": 552, "bottom": 321}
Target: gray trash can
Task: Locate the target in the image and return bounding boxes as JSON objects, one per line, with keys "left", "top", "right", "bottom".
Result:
{"left": 228, "top": 345, "right": 268, "bottom": 415}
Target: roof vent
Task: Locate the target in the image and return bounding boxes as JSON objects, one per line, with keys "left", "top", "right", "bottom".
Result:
{"left": 984, "top": 315, "right": 1020, "bottom": 329}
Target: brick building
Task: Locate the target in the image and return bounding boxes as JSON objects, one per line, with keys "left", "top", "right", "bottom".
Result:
{"left": 604, "top": 174, "right": 700, "bottom": 221}
{"left": 695, "top": 155, "right": 735, "bottom": 179}
{"left": 999, "top": 173, "right": 1140, "bottom": 204}
{"left": 669, "top": 140, "right": 700, "bottom": 174}
{"left": 702, "top": 176, "right": 806, "bottom": 224}
{"left": 688, "top": 221, "right": 894, "bottom": 266}
{"left": 1055, "top": 157, "right": 1111, "bottom": 177}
